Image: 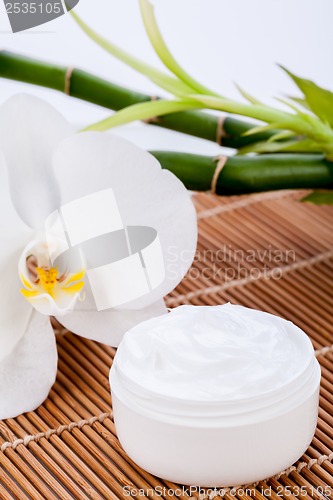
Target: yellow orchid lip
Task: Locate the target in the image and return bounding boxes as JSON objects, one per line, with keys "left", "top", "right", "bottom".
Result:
{"left": 20, "top": 266, "right": 85, "bottom": 300}
{"left": 19, "top": 245, "right": 86, "bottom": 316}
{"left": 18, "top": 236, "right": 87, "bottom": 317}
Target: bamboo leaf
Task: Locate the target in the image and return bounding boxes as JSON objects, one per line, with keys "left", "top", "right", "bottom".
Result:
{"left": 237, "top": 138, "right": 320, "bottom": 155}
{"left": 189, "top": 94, "right": 307, "bottom": 132}
{"left": 70, "top": 10, "right": 192, "bottom": 96}
{"left": 275, "top": 96, "right": 306, "bottom": 115}
{"left": 280, "top": 66, "right": 333, "bottom": 127}
{"left": 267, "top": 130, "right": 296, "bottom": 143}
{"left": 235, "top": 84, "right": 262, "bottom": 105}
{"left": 83, "top": 99, "right": 203, "bottom": 131}
{"left": 242, "top": 123, "right": 282, "bottom": 137}
{"left": 242, "top": 121, "right": 302, "bottom": 138}
{"left": 236, "top": 140, "right": 298, "bottom": 155}
{"left": 301, "top": 191, "right": 333, "bottom": 205}
{"left": 287, "top": 96, "right": 311, "bottom": 111}
{"left": 139, "top": 0, "right": 219, "bottom": 97}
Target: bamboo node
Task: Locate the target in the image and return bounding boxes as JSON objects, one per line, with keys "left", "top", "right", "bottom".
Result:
{"left": 64, "top": 66, "right": 74, "bottom": 95}
{"left": 216, "top": 115, "right": 228, "bottom": 145}
{"left": 211, "top": 155, "right": 228, "bottom": 194}
{"left": 143, "top": 95, "right": 160, "bottom": 124}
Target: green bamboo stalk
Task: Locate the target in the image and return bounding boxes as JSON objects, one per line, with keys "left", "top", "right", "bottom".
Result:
{"left": 150, "top": 152, "right": 333, "bottom": 194}
{"left": 0, "top": 50, "right": 276, "bottom": 148}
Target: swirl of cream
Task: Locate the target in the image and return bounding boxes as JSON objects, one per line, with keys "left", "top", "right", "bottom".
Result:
{"left": 116, "top": 304, "right": 314, "bottom": 401}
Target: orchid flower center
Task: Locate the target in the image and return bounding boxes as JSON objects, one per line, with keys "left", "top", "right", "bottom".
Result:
{"left": 20, "top": 258, "right": 85, "bottom": 300}
{"left": 19, "top": 245, "right": 86, "bottom": 316}
{"left": 35, "top": 267, "right": 61, "bottom": 298}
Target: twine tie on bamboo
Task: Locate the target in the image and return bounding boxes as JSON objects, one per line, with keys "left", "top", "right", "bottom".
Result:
{"left": 216, "top": 115, "right": 228, "bottom": 145}
{"left": 142, "top": 95, "right": 160, "bottom": 124}
{"left": 64, "top": 66, "right": 74, "bottom": 96}
{"left": 210, "top": 155, "right": 228, "bottom": 194}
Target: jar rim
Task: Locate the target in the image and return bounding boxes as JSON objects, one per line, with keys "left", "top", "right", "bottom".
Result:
{"left": 111, "top": 304, "right": 318, "bottom": 419}
{"left": 114, "top": 305, "right": 317, "bottom": 406}
{"left": 110, "top": 355, "right": 318, "bottom": 419}
{"left": 113, "top": 355, "right": 313, "bottom": 405}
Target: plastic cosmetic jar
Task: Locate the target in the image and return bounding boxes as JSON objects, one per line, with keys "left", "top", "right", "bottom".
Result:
{"left": 110, "top": 304, "right": 321, "bottom": 487}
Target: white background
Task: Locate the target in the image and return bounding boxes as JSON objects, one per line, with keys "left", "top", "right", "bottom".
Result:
{"left": 0, "top": 0, "right": 332, "bottom": 156}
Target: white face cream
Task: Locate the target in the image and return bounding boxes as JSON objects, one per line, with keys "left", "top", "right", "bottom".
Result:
{"left": 110, "top": 304, "right": 320, "bottom": 487}
{"left": 115, "top": 304, "right": 313, "bottom": 402}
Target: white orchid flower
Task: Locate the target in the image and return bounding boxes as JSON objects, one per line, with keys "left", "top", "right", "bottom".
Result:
{"left": 0, "top": 94, "right": 197, "bottom": 420}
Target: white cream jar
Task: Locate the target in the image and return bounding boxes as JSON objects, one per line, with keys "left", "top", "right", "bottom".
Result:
{"left": 110, "top": 304, "right": 320, "bottom": 487}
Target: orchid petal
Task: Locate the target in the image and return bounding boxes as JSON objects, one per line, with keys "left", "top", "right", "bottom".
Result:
{"left": 0, "top": 250, "right": 33, "bottom": 362}
{"left": 52, "top": 132, "right": 197, "bottom": 314}
{"left": 0, "top": 310, "right": 57, "bottom": 419}
{"left": 0, "top": 154, "right": 34, "bottom": 361}
{"left": 56, "top": 297, "right": 167, "bottom": 347}
{"left": 0, "top": 94, "right": 73, "bottom": 229}
{"left": 22, "top": 291, "right": 83, "bottom": 317}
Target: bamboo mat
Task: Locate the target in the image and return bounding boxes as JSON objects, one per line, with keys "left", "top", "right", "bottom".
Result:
{"left": 0, "top": 189, "right": 333, "bottom": 499}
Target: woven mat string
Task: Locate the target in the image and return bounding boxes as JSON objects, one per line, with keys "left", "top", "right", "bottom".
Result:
{"left": 166, "top": 248, "right": 333, "bottom": 307}
{"left": 0, "top": 411, "right": 113, "bottom": 452}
